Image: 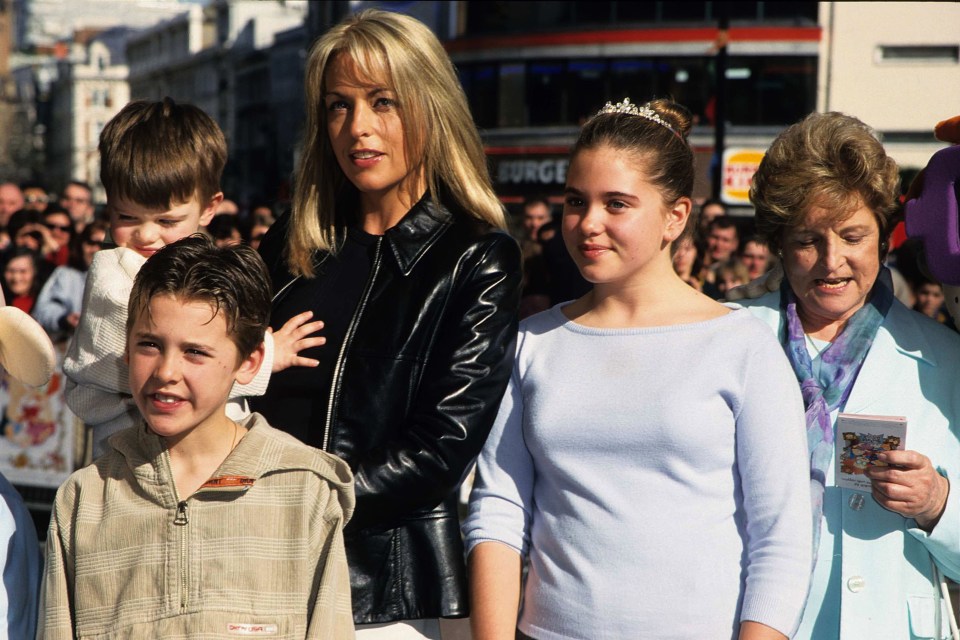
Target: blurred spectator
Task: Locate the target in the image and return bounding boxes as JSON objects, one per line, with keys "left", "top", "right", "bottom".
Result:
{"left": 672, "top": 235, "right": 703, "bottom": 290}
{"left": 43, "top": 206, "right": 75, "bottom": 266}
{"left": 8, "top": 210, "right": 49, "bottom": 252}
{"left": 716, "top": 259, "right": 750, "bottom": 297}
{"left": 697, "top": 198, "right": 727, "bottom": 239}
{"left": 251, "top": 203, "right": 275, "bottom": 222}
{"left": 704, "top": 215, "right": 739, "bottom": 267}
{"left": 518, "top": 196, "right": 552, "bottom": 317}
{"left": 206, "top": 214, "right": 243, "bottom": 247}
{"left": 739, "top": 236, "right": 773, "bottom": 280}
{"left": 3, "top": 249, "right": 44, "bottom": 313}
{"left": 522, "top": 196, "right": 551, "bottom": 245}
{"left": 247, "top": 210, "right": 275, "bottom": 252}
{"left": 0, "top": 183, "right": 23, "bottom": 230}
{"left": 33, "top": 220, "right": 107, "bottom": 338}
{"left": 912, "top": 276, "right": 954, "bottom": 327}
{"left": 216, "top": 198, "right": 239, "bottom": 216}
{"left": 59, "top": 181, "right": 96, "bottom": 231}
{"left": 21, "top": 183, "right": 50, "bottom": 213}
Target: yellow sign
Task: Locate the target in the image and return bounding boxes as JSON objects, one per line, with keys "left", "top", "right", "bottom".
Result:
{"left": 722, "top": 148, "right": 765, "bottom": 205}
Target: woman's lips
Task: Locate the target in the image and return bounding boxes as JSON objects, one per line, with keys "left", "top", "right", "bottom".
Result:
{"left": 579, "top": 243, "right": 609, "bottom": 259}
{"left": 814, "top": 277, "right": 852, "bottom": 291}
{"left": 350, "top": 149, "right": 383, "bottom": 167}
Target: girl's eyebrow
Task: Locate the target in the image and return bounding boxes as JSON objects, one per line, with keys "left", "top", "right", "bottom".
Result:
{"left": 564, "top": 186, "right": 638, "bottom": 200}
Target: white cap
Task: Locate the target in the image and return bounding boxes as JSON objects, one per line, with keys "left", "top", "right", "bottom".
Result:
{"left": 0, "top": 291, "right": 56, "bottom": 387}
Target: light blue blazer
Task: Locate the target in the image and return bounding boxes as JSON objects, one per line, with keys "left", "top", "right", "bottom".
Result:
{"left": 742, "top": 291, "right": 960, "bottom": 640}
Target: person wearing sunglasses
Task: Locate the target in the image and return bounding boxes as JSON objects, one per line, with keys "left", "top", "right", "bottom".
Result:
{"left": 43, "top": 206, "right": 75, "bottom": 266}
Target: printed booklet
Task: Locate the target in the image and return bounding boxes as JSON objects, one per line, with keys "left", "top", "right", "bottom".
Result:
{"left": 835, "top": 413, "right": 907, "bottom": 490}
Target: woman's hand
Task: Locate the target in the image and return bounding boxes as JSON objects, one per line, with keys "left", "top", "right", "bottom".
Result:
{"left": 20, "top": 222, "right": 58, "bottom": 253}
{"left": 269, "top": 311, "right": 325, "bottom": 372}
{"left": 866, "top": 449, "right": 950, "bottom": 532}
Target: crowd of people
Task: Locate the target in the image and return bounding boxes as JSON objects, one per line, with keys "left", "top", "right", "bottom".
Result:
{"left": 0, "top": 7, "right": 959, "bottom": 640}
{"left": 518, "top": 194, "right": 956, "bottom": 331}
{"left": 0, "top": 180, "right": 279, "bottom": 341}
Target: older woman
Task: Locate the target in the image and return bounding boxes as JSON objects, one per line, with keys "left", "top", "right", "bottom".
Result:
{"left": 254, "top": 9, "right": 521, "bottom": 638}
{"left": 742, "top": 112, "right": 960, "bottom": 639}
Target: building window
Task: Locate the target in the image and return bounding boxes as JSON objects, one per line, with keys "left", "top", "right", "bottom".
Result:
{"left": 878, "top": 45, "right": 960, "bottom": 63}
{"left": 459, "top": 64, "right": 499, "bottom": 129}
{"left": 457, "top": 55, "right": 815, "bottom": 129}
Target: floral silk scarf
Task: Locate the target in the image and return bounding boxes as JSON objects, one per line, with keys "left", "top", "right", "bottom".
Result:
{"left": 779, "top": 268, "right": 894, "bottom": 561}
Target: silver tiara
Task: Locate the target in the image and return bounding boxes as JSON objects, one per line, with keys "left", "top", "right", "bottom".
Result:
{"left": 597, "top": 98, "right": 680, "bottom": 138}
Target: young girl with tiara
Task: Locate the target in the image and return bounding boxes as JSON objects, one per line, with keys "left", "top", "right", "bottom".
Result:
{"left": 463, "top": 99, "right": 813, "bottom": 640}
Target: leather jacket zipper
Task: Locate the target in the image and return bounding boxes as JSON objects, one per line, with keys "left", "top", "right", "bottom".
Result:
{"left": 322, "top": 236, "right": 383, "bottom": 451}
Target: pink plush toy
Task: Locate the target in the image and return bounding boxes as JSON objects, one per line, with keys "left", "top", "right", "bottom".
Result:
{"left": 904, "top": 116, "right": 960, "bottom": 320}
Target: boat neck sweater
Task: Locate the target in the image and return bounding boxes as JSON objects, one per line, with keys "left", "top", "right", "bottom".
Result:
{"left": 464, "top": 304, "right": 812, "bottom": 640}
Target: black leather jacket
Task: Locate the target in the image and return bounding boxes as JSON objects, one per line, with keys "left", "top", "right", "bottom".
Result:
{"left": 258, "top": 195, "right": 521, "bottom": 623}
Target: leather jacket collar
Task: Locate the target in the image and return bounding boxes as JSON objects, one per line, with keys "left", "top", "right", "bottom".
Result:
{"left": 382, "top": 194, "right": 454, "bottom": 276}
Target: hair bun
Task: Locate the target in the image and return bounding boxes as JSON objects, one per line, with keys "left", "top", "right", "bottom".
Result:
{"left": 646, "top": 99, "right": 692, "bottom": 139}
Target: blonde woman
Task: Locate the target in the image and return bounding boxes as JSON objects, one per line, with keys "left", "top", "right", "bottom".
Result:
{"left": 254, "top": 10, "right": 521, "bottom": 639}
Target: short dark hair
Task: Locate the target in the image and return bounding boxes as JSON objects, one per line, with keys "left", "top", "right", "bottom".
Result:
{"left": 127, "top": 235, "right": 270, "bottom": 360}
{"left": 709, "top": 215, "right": 738, "bottom": 236}
{"left": 701, "top": 198, "right": 726, "bottom": 213}
{"left": 523, "top": 195, "right": 551, "bottom": 211}
{"left": 100, "top": 98, "right": 226, "bottom": 210}
{"left": 64, "top": 180, "right": 93, "bottom": 195}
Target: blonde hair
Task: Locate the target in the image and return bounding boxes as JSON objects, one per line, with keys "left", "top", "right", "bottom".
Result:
{"left": 750, "top": 112, "right": 900, "bottom": 252}
{"left": 289, "top": 10, "right": 505, "bottom": 277}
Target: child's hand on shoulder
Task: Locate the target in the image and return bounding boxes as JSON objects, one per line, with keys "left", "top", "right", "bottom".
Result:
{"left": 271, "top": 311, "right": 324, "bottom": 372}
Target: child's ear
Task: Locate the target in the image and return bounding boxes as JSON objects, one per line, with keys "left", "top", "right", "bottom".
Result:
{"left": 234, "top": 341, "right": 265, "bottom": 385}
{"left": 664, "top": 196, "right": 693, "bottom": 243}
{"left": 199, "top": 192, "right": 224, "bottom": 227}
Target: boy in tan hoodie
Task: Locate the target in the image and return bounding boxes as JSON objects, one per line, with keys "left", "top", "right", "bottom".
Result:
{"left": 40, "top": 236, "right": 355, "bottom": 639}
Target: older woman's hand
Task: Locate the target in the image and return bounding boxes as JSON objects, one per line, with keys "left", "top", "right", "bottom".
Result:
{"left": 866, "top": 450, "right": 950, "bottom": 532}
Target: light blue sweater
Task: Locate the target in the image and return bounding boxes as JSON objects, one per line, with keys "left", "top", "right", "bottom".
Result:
{"left": 464, "top": 304, "right": 812, "bottom": 640}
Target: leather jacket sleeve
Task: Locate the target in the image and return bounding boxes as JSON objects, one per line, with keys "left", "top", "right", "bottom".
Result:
{"left": 347, "top": 233, "right": 521, "bottom": 531}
